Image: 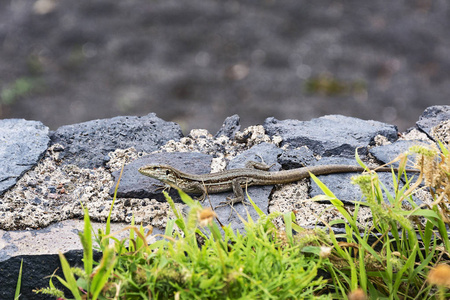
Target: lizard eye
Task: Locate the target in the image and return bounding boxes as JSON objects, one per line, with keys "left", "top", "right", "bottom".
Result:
{"left": 165, "top": 170, "right": 170, "bottom": 175}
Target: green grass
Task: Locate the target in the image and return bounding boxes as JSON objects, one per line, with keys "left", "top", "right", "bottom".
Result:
{"left": 34, "top": 144, "right": 450, "bottom": 299}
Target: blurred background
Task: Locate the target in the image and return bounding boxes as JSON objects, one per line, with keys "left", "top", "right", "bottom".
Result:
{"left": 1, "top": 0, "right": 449, "bottom": 134}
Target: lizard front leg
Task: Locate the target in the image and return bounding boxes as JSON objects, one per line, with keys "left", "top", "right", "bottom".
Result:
{"left": 185, "top": 181, "right": 208, "bottom": 202}
{"left": 168, "top": 179, "right": 208, "bottom": 201}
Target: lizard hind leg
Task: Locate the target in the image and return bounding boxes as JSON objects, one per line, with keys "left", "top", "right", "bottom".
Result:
{"left": 214, "top": 179, "right": 250, "bottom": 220}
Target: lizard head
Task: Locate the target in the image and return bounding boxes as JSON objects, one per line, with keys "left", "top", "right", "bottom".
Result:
{"left": 138, "top": 164, "right": 181, "bottom": 187}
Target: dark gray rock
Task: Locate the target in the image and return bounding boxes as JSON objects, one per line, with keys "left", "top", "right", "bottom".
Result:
{"left": 0, "top": 119, "right": 49, "bottom": 196}
{"left": 370, "top": 140, "right": 418, "bottom": 168}
{"left": 111, "top": 152, "right": 212, "bottom": 201}
{"left": 214, "top": 114, "right": 241, "bottom": 139}
{"left": 309, "top": 157, "right": 419, "bottom": 206}
{"left": 50, "top": 113, "right": 183, "bottom": 168}
{"left": 370, "top": 140, "right": 423, "bottom": 206}
{"left": 416, "top": 105, "right": 450, "bottom": 139}
{"left": 227, "top": 142, "right": 283, "bottom": 170}
{"left": 0, "top": 250, "right": 101, "bottom": 300}
{"left": 277, "top": 147, "right": 317, "bottom": 169}
{"left": 308, "top": 157, "right": 368, "bottom": 204}
{"left": 264, "top": 115, "right": 398, "bottom": 157}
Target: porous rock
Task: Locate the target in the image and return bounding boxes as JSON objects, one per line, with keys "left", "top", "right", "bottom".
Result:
{"left": 0, "top": 119, "right": 49, "bottom": 196}
{"left": 416, "top": 105, "right": 450, "bottom": 139}
{"left": 277, "top": 147, "right": 317, "bottom": 169}
{"left": 264, "top": 115, "right": 398, "bottom": 157}
{"left": 214, "top": 114, "right": 241, "bottom": 139}
{"left": 50, "top": 113, "right": 183, "bottom": 168}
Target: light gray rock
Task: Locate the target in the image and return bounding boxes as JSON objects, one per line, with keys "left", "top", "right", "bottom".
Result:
{"left": 0, "top": 119, "right": 49, "bottom": 196}
{"left": 264, "top": 115, "right": 398, "bottom": 157}
{"left": 50, "top": 113, "right": 183, "bottom": 168}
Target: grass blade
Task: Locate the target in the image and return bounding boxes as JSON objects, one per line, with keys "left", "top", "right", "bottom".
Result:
{"left": 58, "top": 252, "right": 82, "bottom": 300}
{"left": 104, "top": 163, "right": 125, "bottom": 248}
{"left": 14, "top": 259, "right": 23, "bottom": 300}
{"left": 79, "top": 206, "right": 93, "bottom": 277}
{"left": 91, "top": 245, "right": 116, "bottom": 300}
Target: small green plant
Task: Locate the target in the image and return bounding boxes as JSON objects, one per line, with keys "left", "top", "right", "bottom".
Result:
{"left": 1, "top": 77, "right": 42, "bottom": 105}
{"left": 309, "top": 145, "right": 450, "bottom": 299}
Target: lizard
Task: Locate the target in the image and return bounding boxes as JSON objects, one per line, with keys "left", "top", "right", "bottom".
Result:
{"left": 138, "top": 162, "right": 419, "bottom": 208}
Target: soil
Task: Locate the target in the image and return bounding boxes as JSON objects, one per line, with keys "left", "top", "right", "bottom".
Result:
{"left": 1, "top": 0, "right": 449, "bottom": 134}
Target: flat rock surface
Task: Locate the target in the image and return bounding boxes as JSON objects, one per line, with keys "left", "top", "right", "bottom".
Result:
{"left": 307, "top": 157, "right": 375, "bottom": 204}
{"left": 0, "top": 219, "right": 165, "bottom": 300}
{"left": 264, "top": 115, "right": 398, "bottom": 156}
{"left": 0, "top": 220, "right": 149, "bottom": 262}
{"left": 0, "top": 119, "right": 49, "bottom": 196}
{"left": 308, "top": 157, "right": 409, "bottom": 205}
{"left": 369, "top": 140, "right": 419, "bottom": 167}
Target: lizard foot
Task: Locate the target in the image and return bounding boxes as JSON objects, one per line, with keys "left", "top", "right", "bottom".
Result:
{"left": 154, "top": 183, "right": 169, "bottom": 193}
{"left": 215, "top": 196, "right": 250, "bottom": 220}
